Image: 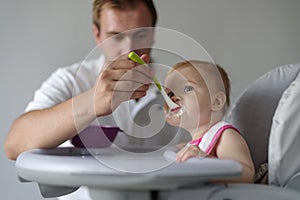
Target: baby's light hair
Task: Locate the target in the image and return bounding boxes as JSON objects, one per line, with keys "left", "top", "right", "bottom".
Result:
{"left": 169, "top": 60, "right": 231, "bottom": 107}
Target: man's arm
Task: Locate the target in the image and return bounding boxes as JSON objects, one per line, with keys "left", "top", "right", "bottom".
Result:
{"left": 5, "top": 55, "right": 153, "bottom": 160}
{"left": 4, "top": 89, "right": 96, "bottom": 160}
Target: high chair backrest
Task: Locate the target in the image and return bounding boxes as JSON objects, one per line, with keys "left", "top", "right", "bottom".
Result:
{"left": 226, "top": 63, "right": 300, "bottom": 187}
{"left": 268, "top": 63, "right": 300, "bottom": 190}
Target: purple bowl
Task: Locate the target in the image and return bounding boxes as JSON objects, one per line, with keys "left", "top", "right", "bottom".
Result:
{"left": 71, "top": 125, "right": 120, "bottom": 148}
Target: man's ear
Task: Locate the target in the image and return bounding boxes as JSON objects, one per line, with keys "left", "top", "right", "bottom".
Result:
{"left": 211, "top": 91, "right": 226, "bottom": 111}
{"left": 92, "top": 24, "right": 101, "bottom": 44}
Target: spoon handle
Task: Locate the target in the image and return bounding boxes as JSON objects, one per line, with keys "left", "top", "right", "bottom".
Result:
{"left": 128, "top": 52, "right": 162, "bottom": 91}
{"left": 128, "top": 52, "right": 178, "bottom": 109}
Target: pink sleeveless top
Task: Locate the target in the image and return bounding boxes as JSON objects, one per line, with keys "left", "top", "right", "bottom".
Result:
{"left": 189, "top": 121, "right": 240, "bottom": 155}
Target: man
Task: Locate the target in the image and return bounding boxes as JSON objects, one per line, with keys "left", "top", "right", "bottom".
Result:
{"left": 5, "top": 1, "right": 191, "bottom": 198}
{"left": 5, "top": 0, "right": 188, "bottom": 161}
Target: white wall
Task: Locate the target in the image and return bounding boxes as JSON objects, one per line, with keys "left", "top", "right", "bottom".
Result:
{"left": 0, "top": 0, "right": 94, "bottom": 199}
{"left": 0, "top": 0, "right": 299, "bottom": 199}
{"left": 155, "top": 0, "right": 300, "bottom": 100}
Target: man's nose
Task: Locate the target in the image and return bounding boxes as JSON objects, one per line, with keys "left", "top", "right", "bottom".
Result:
{"left": 121, "top": 37, "right": 135, "bottom": 56}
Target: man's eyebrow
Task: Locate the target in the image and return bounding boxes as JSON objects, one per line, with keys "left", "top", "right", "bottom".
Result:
{"left": 106, "top": 31, "right": 122, "bottom": 36}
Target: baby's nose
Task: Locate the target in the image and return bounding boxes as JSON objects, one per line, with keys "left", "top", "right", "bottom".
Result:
{"left": 171, "top": 95, "right": 180, "bottom": 102}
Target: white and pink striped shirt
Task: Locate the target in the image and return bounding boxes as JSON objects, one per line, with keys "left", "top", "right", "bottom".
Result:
{"left": 189, "top": 121, "right": 240, "bottom": 155}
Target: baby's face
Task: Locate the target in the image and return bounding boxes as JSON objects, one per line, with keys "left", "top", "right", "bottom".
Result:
{"left": 164, "top": 66, "right": 213, "bottom": 130}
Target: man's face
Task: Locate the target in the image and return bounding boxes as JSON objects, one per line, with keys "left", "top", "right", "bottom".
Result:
{"left": 94, "top": 2, "right": 154, "bottom": 60}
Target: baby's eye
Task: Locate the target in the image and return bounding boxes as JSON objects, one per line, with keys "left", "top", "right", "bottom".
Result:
{"left": 184, "top": 85, "right": 194, "bottom": 93}
{"left": 167, "top": 91, "right": 175, "bottom": 98}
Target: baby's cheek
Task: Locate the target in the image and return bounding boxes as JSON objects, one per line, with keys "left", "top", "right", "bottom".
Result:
{"left": 163, "top": 103, "right": 169, "bottom": 113}
{"left": 165, "top": 113, "right": 180, "bottom": 127}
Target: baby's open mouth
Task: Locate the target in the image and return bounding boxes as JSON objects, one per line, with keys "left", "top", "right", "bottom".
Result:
{"left": 167, "top": 104, "right": 185, "bottom": 118}
{"left": 170, "top": 106, "right": 181, "bottom": 113}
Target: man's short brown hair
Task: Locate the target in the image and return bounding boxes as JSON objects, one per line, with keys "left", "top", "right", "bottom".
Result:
{"left": 93, "top": 0, "right": 157, "bottom": 31}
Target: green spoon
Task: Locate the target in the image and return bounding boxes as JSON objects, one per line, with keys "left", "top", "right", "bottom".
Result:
{"left": 128, "top": 52, "right": 178, "bottom": 110}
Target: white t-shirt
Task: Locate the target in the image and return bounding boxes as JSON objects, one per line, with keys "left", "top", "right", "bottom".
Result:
{"left": 26, "top": 55, "right": 191, "bottom": 199}
{"left": 26, "top": 55, "right": 189, "bottom": 146}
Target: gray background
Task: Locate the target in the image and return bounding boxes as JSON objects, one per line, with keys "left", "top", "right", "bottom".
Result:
{"left": 1, "top": 0, "right": 299, "bottom": 199}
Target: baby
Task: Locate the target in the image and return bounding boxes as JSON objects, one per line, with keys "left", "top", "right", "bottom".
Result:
{"left": 164, "top": 60, "right": 255, "bottom": 183}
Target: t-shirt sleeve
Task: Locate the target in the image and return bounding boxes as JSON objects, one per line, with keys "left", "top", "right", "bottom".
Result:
{"left": 25, "top": 67, "right": 76, "bottom": 112}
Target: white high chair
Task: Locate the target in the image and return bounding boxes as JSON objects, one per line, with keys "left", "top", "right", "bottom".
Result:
{"left": 15, "top": 63, "right": 300, "bottom": 200}
{"left": 168, "top": 62, "right": 300, "bottom": 200}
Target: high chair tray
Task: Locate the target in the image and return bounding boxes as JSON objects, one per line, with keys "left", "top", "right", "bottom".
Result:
{"left": 16, "top": 146, "right": 242, "bottom": 190}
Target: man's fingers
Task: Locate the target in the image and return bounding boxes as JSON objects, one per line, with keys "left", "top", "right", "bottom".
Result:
{"left": 140, "top": 54, "right": 150, "bottom": 64}
{"left": 113, "top": 81, "right": 150, "bottom": 92}
{"left": 104, "top": 59, "right": 136, "bottom": 70}
{"left": 102, "top": 62, "right": 153, "bottom": 84}
{"left": 94, "top": 56, "right": 153, "bottom": 113}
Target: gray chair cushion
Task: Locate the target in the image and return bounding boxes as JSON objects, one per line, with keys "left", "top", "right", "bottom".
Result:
{"left": 226, "top": 63, "right": 300, "bottom": 173}
{"left": 269, "top": 65, "right": 300, "bottom": 189}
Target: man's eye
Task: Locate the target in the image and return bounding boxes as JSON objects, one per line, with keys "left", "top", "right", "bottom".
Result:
{"left": 113, "top": 34, "right": 124, "bottom": 41}
{"left": 184, "top": 85, "right": 194, "bottom": 93}
{"left": 167, "top": 91, "right": 174, "bottom": 98}
{"left": 135, "top": 33, "right": 147, "bottom": 40}
{"left": 134, "top": 30, "right": 150, "bottom": 40}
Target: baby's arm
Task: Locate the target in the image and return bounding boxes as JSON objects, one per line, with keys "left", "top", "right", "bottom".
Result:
{"left": 215, "top": 129, "right": 255, "bottom": 183}
{"left": 175, "top": 129, "right": 255, "bottom": 183}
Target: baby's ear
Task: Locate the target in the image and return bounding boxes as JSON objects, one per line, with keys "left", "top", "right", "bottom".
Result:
{"left": 211, "top": 91, "right": 226, "bottom": 111}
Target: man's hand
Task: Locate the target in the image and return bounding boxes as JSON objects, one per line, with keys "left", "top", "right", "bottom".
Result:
{"left": 93, "top": 54, "right": 154, "bottom": 116}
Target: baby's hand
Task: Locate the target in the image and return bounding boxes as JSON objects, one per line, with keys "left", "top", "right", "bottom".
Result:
{"left": 175, "top": 142, "right": 187, "bottom": 151}
{"left": 176, "top": 144, "right": 207, "bottom": 162}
